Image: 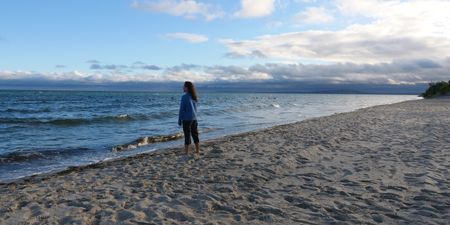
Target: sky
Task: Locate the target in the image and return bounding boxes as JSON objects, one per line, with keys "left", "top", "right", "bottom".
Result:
{"left": 1, "top": 0, "right": 450, "bottom": 92}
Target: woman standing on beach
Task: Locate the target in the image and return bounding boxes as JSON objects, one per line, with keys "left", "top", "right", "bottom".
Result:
{"left": 178, "top": 81, "right": 200, "bottom": 156}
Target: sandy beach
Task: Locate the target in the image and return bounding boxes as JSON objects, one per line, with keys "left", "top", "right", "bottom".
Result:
{"left": 1, "top": 98, "right": 449, "bottom": 225}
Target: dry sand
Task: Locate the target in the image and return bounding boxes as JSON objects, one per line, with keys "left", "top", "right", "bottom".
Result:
{"left": 1, "top": 98, "right": 449, "bottom": 225}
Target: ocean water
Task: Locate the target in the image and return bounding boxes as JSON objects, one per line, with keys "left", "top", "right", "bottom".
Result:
{"left": 0, "top": 90, "right": 420, "bottom": 182}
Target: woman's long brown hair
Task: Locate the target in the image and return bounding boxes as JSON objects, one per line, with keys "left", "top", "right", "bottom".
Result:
{"left": 184, "top": 81, "right": 198, "bottom": 102}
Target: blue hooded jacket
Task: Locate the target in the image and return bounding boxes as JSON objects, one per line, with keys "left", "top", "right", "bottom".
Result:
{"left": 178, "top": 93, "right": 197, "bottom": 125}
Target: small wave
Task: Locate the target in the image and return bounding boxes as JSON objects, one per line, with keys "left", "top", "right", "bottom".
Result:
{"left": 3, "top": 108, "right": 51, "bottom": 113}
{"left": 117, "top": 114, "right": 130, "bottom": 119}
{"left": 112, "top": 127, "right": 219, "bottom": 152}
{"left": 271, "top": 103, "right": 280, "bottom": 108}
{"left": 200, "top": 127, "right": 218, "bottom": 133}
{"left": 112, "top": 133, "right": 184, "bottom": 152}
{"left": 0, "top": 113, "right": 166, "bottom": 126}
{"left": 0, "top": 148, "right": 91, "bottom": 164}
{"left": 48, "top": 118, "right": 94, "bottom": 126}
{"left": 48, "top": 115, "right": 138, "bottom": 125}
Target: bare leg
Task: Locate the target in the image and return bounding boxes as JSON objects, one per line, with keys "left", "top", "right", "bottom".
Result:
{"left": 184, "top": 144, "right": 190, "bottom": 155}
{"left": 195, "top": 143, "right": 200, "bottom": 155}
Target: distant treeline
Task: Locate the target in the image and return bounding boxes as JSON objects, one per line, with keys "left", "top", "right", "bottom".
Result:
{"left": 421, "top": 81, "right": 450, "bottom": 98}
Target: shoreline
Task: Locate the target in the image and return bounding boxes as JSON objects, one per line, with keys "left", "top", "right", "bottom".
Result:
{"left": 0, "top": 93, "right": 419, "bottom": 183}
{"left": 1, "top": 98, "right": 448, "bottom": 224}
{"left": 0, "top": 99, "right": 419, "bottom": 185}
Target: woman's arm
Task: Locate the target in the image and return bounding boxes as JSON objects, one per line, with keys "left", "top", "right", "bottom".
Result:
{"left": 178, "top": 95, "right": 186, "bottom": 126}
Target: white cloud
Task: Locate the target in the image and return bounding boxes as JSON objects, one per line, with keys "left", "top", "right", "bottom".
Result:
{"left": 266, "top": 21, "right": 283, "bottom": 29}
{"left": 249, "top": 59, "right": 447, "bottom": 84}
{"left": 162, "top": 69, "right": 213, "bottom": 82}
{"left": 234, "top": 0, "right": 276, "bottom": 18}
{"left": 294, "top": 0, "right": 317, "bottom": 3}
{"left": 163, "top": 32, "right": 208, "bottom": 43}
{"left": 205, "top": 65, "right": 273, "bottom": 81}
{"left": 294, "top": 7, "right": 334, "bottom": 24}
{"left": 336, "top": 0, "right": 450, "bottom": 37}
{"left": 223, "top": 0, "right": 450, "bottom": 63}
{"left": 2, "top": 58, "right": 448, "bottom": 85}
{"left": 0, "top": 70, "right": 93, "bottom": 82}
{"left": 131, "top": 0, "right": 224, "bottom": 21}
{"left": 132, "top": 0, "right": 282, "bottom": 20}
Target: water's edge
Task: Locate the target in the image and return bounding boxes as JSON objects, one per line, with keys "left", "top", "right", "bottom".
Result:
{"left": 0, "top": 99, "right": 421, "bottom": 185}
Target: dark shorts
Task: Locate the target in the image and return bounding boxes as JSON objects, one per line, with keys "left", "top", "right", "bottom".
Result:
{"left": 182, "top": 120, "right": 199, "bottom": 145}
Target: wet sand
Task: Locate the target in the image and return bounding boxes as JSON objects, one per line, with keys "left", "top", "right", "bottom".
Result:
{"left": 1, "top": 98, "right": 449, "bottom": 224}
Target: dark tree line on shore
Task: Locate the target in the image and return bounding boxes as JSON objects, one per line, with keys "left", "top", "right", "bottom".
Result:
{"left": 421, "top": 81, "right": 450, "bottom": 98}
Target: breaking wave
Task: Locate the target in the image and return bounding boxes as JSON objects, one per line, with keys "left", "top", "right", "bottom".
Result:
{"left": 0, "top": 112, "right": 176, "bottom": 126}
{"left": 0, "top": 148, "right": 92, "bottom": 164}
{"left": 112, "top": 133, "right": 184, "bottom": 152}
{"left": 112, "top": 127, "right": 218, "bottom": 152}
